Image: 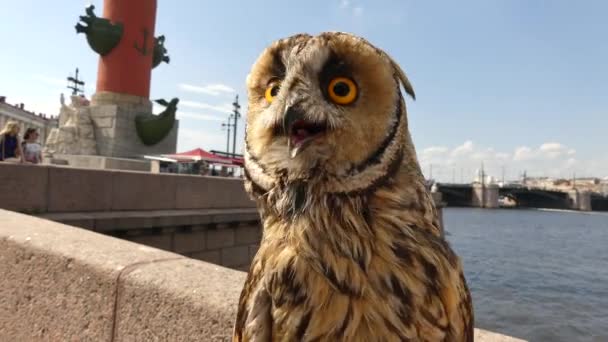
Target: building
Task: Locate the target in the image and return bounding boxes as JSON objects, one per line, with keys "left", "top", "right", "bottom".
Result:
{"left": 0, "top": 96, "right": 58, "bottom": 144}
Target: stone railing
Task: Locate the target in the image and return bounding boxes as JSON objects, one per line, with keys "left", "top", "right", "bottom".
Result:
{"left": 0, "top": 162, "right": 440, "bottom": 270}
{"left": 0, "top": 163, "right": 262, "bottom": 270}
{"left": 0, "top": 163, "right": 254, "bottom": 214}
{"left": 0, "top": 209, "right": 526, "bottom": 342}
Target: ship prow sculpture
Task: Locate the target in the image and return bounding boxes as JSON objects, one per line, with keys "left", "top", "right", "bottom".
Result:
{"left": 75, "top": 5, "right": 123, "bottom": 56}
{"left": 135, "top": 98, "right": 179, "bottom": 146}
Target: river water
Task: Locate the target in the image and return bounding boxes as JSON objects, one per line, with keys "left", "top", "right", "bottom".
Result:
{"left": 444, "top": 208, "right": 608, "bottom": 341}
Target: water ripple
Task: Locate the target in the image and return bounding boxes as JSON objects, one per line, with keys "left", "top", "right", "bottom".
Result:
{"left": 444, "top": 208, "right": 608, "bottom": 342}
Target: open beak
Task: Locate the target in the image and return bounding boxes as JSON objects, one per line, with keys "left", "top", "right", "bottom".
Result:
{"left": 282, "top": 106, "right": 327, "bottom": 158}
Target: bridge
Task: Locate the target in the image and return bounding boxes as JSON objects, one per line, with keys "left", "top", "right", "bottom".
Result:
{"left": 433, "top": 182, "right": 500, "bottom": 209}
{"left": 591, "top": 193, "right": 608, "bottom": 211}
{"left": 434, "top": 183, "right": 607, "bottom": 211}
{"left": 433, "top": 183, "right": 475, "bottom": 207}
{"left": 500, "top": 186, "right": 571, "bottom": 210}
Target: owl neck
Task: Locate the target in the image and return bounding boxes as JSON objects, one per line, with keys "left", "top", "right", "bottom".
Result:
{"left": 251, "top": 165, "right": 441, "bottom": 284}
{"left": 255, "top": 160, "right": 441, "bottom": 247}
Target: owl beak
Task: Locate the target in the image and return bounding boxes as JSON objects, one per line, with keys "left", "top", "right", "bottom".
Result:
{"left": 282, "top": 106, "right": 306, "bottom": 137}
{"left": 282, "top": 106, "right": 327, "bottom": 158}
{"left": 283, "top": 106, "right": 305, "bottom": 158}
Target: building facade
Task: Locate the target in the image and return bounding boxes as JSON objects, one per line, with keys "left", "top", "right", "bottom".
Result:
{"left": 0, "top": 96, "right": 58, "bottom": 145}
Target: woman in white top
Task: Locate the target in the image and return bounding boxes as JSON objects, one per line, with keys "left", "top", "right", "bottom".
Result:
{"left": 22, "top": 128, "right": 43, "bottom": 164}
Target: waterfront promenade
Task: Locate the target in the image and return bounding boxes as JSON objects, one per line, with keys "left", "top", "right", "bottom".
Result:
{"left": 0, "top": 163, "right": 526, "bottom": 341}
{"left": 0, "top": 209, "right": 526, "bottom": 341}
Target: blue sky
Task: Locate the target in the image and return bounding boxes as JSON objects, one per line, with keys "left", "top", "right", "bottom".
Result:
{"left": 1, "top": 0, "right": 606, "bottom": 181}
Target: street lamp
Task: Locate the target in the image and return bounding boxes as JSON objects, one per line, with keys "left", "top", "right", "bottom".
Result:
{"left": 221, "top": 115, "right": 234, "bottom": 155}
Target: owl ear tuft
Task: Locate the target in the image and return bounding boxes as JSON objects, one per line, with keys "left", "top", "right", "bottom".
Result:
{"left": 336, "top": 32, "right": 416, "bottom": 101}
{"left": 385, "top": 54, "right": 416, "bottom": 101}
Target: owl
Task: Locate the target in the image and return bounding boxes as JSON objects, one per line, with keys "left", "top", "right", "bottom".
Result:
{"left": 234, "top": 32, "right": 474, "bottom": 342}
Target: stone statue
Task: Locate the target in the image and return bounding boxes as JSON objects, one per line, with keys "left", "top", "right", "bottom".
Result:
{"left": 43, "top": 95, "right": 98, "bottom": 157}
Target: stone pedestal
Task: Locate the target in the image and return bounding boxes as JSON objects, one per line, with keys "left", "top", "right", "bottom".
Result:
{"left": 472, "top": 183, "right": 499, "bottom": 208}
{"left": 150, "top": 160, "right": 161, "bottom": 173}
{"left": 89, "top": 92, "right": 178, "bottom": 158}
{"left": 51, "top": 154, "right": 152, "bottom": 172}
{"left": 431, "top": 191, "right": 446, "bottom": 235}
{"left": 568, "top": 189, "right": 592, "bottom": 211}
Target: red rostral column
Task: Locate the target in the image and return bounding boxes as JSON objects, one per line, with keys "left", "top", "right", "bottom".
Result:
{"left": 96, "top": 0, "right": 157, "bottom": 99}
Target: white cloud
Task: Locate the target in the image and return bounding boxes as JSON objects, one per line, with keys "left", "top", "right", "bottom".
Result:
{"left": 538, "top": 142, "right": 568, "bottom": 159}
{"left": 565, "top": 158, "right": 577, "bottom": 167}
{"left": 495, "top": 152, "right": 511, "bottom": 161}
{"left": 180, "top": 100, "right": 233, "bottom": 114}
{"left": 419, "top": 146, "right": 450, "bottom": 169}
{"left": 470, "top": 151, "right": 486, "bottom": 161}
{"left": 339, "top": 0, "right": 363, "bottom": 16}
{"left": 451, "top": 140, "right": 474, "bottom": 157}
{"left": 539, "top": 142, "right": 564, "bottom": 152}
{"left": 417, "top": 140, "right": 606, "bottom": 182}
{"left": 178, "top": 83, "right": 235, "bottom": 96}
{"left": 513, "top": 146, "right": 534, "bottom": 161}
{"left": 422, "top": 146, "right": 448, "bottom": 156}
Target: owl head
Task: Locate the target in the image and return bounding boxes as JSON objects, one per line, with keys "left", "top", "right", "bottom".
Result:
{"left": 244, "top": 32, "right": 420, "bottom": 199}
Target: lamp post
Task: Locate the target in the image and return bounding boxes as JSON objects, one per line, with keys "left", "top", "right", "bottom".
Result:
{"left": 231, "top": 95, "right": 241, "bottom": 157}
{"left": 221, "top": 115, "right": 234, "bottom": 155}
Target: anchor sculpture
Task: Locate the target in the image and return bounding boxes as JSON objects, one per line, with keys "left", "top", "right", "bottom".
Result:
{"left": 135, "top": 98, "right": 179, "bottom": 146}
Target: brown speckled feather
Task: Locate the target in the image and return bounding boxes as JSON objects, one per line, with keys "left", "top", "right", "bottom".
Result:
{"left": 234, "top": 32, "right": 474, "bottom": 342}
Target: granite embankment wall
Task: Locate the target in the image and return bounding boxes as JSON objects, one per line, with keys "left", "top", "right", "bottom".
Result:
{"left": 0, "top": 163, "right": 446, "bottom": 271}
{"left": 0, "top": 163, "right": 254, "bottom": 213}
{"left": 0, "top": 163, "right": 261, "bottom": 270}
{"left": 0, "top": 210, "right": 526, "bottom": 341}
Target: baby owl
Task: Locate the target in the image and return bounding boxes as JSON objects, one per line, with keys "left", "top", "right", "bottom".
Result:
{"left": 234, "top": 32, "right": 474, "bottom": 342}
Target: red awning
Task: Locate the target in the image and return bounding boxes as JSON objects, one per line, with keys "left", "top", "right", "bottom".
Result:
{"left": 228, "top": 156, "right": 244, "bottom": 166}
{"left": 162, "top": 148, "right": 242, "bottom": 166}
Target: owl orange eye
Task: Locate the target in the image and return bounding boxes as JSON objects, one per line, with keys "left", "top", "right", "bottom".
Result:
{"left": 265, "top": 82, "right": 281, "bottom": 103}
{"left": 328, "top": 77, "right": 357, "bottom": 105}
